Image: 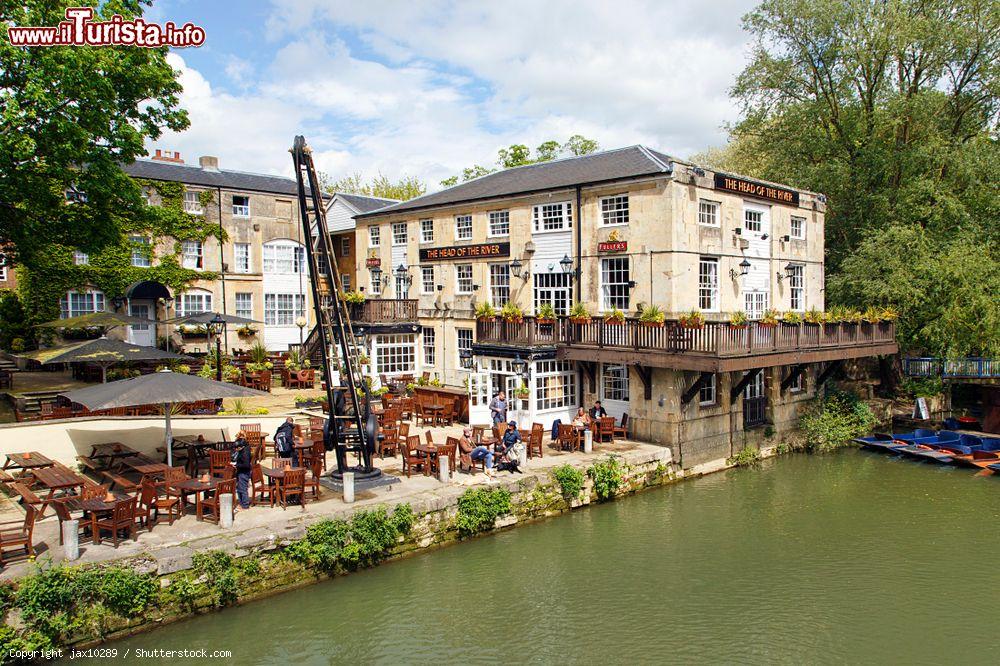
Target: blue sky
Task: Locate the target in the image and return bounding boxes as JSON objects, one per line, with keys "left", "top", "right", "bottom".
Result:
{"left": 144, "top": 0, "right": 758, "bottom": 189}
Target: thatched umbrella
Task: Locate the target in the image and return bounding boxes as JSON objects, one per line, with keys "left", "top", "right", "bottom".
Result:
{"left": 18, "top": 336, "right": 190, "bottom": 382}
{"left": 61, "top": 370, "right": 269, "bottom": 466}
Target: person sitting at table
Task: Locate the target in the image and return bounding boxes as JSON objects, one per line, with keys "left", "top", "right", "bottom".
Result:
{"left": 589, "top": 400, "right": 608, "bottom": 422}
{"left": 274, "top": 417, "right": 295, "bottom": 462}
{"left": 489, "top": 391, "right": 508, "bottom": 425}
{"left": 572, "top": 407, "right": 591, "bottom": 429}
{"left": 459, "top": 427, "right": 494, "bottom": 478}
{"left": 230, "top": 431, "right": 252, "bottom": 511}
{"left": 495, "top": 421, "right": 524, "bottom": 474}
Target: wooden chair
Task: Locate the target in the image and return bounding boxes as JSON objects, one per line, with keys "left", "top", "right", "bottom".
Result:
{"left": 400, "top": 436, "right": 428, "bottom": 477}
{"left": 241, "top": 423, "right": 264, "bottom": 455}
{"left": 272, "top": 458, "right": 291, "bottom": 470}
{"left": 527, "top": 423, "right": 544, "bottom": 459}
{"left": 311, "top": 440, "right": 327, "bottom": 471}
{"left": 163, "top": 467, "right": 188, "bottom": 499}
{"left": 249, "top": 464, "right": 270, "bottom": 506}
{"left": 378, "top": 427, "right": 399, "bottom": 458}
{"left": 471, "top": 425, "right": 487, "bottom": 444}
{"left": 137, "top": 478, "right": 181, "bottom": 529}
{"left": 197, "top": 478, "right": 236, "bottom": 523}
{"left": 82, "top": 483, "right": 110, "bottom": 500}
{"left": 92, "top": 497, "right": 138, "bottom": 547}
{"left": 613, "top": 414, "right": 629, "bottom": 439}
{"left": 276, "top": 469, "right": 306, "bottom": 511}
{"left": 0, "top": 504, "right": 36, "bottom": 565}
{"left": 457, "top": 436, "right": 486, "bottom": 474}
{"left": 209, "top": 450, "right": 230, "bottom": 478}
{"left": 597, "top": 417, "right": 616, "bottom": 443}
{"left": 433, "top": 440, "right": 457, "bottom": 474}
{"left": 558, "top": 424, "right": 580, "bottom": 452}
{"left": 425, "top": 430, "right": 434, "bottom": 445}
{"left": 398, "top": 422, "right": 410, "bottom": 440}
{"left": 305, "top": 459, "right": 323, "bottom": 499}
{"left": 399, "top": 397, "right": 414, "bottom": 421}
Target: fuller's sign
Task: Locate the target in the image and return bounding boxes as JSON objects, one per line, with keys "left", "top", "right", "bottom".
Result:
{"left": 714, "top": 173, "right": 799, "bottom": 206}
{"left": 597, "top": 240, "right": 627, "bottom": 253}
{"left": 419, "top": 242, "right": 510, "bottom": 262}
{"left": 365, "top": 250, "right": 381, "bottom": 268}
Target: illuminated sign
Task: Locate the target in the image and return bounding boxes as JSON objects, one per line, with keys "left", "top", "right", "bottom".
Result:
{"left": 714, "top": 174, "right": 799, "bottom": 206}
{"left": 419, "top": 242, "right": 510, "bottom": 262}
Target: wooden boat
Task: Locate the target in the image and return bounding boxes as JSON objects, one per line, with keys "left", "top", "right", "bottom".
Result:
{"left": 895, "top": 443, "right": 954, "bottom": 464}
{"left": 854, "top": 431, "right": 932, "bottom": 453}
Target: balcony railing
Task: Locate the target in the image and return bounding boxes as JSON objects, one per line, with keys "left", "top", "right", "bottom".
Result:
{"left": 349, "top": 299, "right": 418, "bottom": 323}
{"left": 475, "top": 317, "right": 896, "bottom": 358}
{"left": 903, "top": 357, "right": 999, "bottom": 378}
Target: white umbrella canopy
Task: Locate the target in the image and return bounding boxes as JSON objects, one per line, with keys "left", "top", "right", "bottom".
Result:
{"left": 60, "top": 370, "right": 269, "bottom": 466}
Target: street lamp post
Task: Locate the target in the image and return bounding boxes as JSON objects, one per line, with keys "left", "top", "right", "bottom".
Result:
{"left": 208, "top": 313, "right": 226, "bottom": 382}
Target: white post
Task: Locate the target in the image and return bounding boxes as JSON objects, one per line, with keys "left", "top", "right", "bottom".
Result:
{"left": 63, "top": 520, "right": 79, "bottom": 561}
{"left": 220, "top": 494, "right": 234, "bottom": 528}
{"left": 438, "top": 458, "right": 450, "bottom": 483}
{"left": 343, "top": 471, "right": 355, "bottom": 503}
{"left": 164, "top": 404, "right": 173, "bottom": 468}
{"left": 584, "top": 429, "right": 593, "bottom": 454}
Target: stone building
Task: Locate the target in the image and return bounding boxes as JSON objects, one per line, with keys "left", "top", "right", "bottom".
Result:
{"left": 324, "top": 192, "right": 398, "bottom": 295}
{"left": 353, "top": 146, "right": 896, "bottom": 466}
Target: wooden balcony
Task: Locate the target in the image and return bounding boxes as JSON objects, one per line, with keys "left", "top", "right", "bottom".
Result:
{"left": 349, "top": 299, "right": 418, "bottom": 323}
{"left": 474, "top": 317, "right": 898, "bottom": 372}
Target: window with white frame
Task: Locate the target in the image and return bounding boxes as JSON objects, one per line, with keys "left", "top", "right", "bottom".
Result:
{"left": 369, "top": 226, "right": 381, "bottom": 247}
{"left": 455, "top": 215, "right": 472, "bottom": 240}
{"left": 456, "top": 328, "right": 473, "bottom": 365}
{"left": 532, "top": 202, "right": 572, "bottom": 232}
{"left": 235, "top": 292, "right": 253, "bottom": 319}
{"left": 174, "top": 290, "right": 212, "bottom": 317}
{"left": 263, "top": 242, "right": 306, "bottom": 274}
{"left": 698, "top": 200, "right": 720, "bottom": 226}
{"left": 374, "top": 334, "right": 416, "bottom": 376}
{"left": 601, "top": 194, "right": 629, "bottom": 226}
{"left": 60, "top": 290, "right": 104, "bottom": 318}
{"left": 489, "top": 263, "right": 510, "bottom": 305}
{"left": 130, "top": 235, "right": 150, "bottom": 267}
{"left": 791, "top": 216, "right": 806, "bottom": 240}
{"left": 790, "top": 368, "right": 805, "bottom": 392}
{"left": 392, "top": 222, "right": 408, "bottom": 246}
{"left": 181, "top": 240, "right": 203, "bottom": 269}
{"left": 788, "top": 264, "right": 805, "bottom": 311}
{"left": 534, "top": 273, "right": 572, "bottom": 315}
{"left": 0, "top": 266, "right": 6, "bottom": 281}
{"left": 341, "top": 273, "right": 351, "bottom": 291}
{"left": 234, "top": 243, "right": 251, "bottom": 273}
{"left": 421, "top": 266, "right": 434, "bottom": 294}
{"left": 316, "top": 248, "right": 328, "bottom": 275}
{"left": 535, "top": 360, "right": 577, "bottom": 411}
{"left": 488, "top": 210, "right": 509, "bottom": 236}
{"left": 140, "top": 186, "right": 152, "bottom": 205}
{"left": 395, "top": 270, "right": 409, "bottom": 298}
{"left": 601, "top": 364, "right": 629, "bottom": 402}
{"left": 600, "top": 257, "right": 630, "bottom": 311}
{"left": 74, "top": 251, "right": 89, "bottom": 266}
{"left": 420, "top": 219, "right": 434, "bottom": 243}
{"left": 699, "top": 374, "right": 717, "bottom": 406}
{"left": 744, "top": 291, "right": 769, "bottom": 319}
{"left": 456, "top": 264, "right": 473, "bottom": 294}
{"left": 340, "top": 236, "right": 351, "bottom": 256}
{"left": 744, "top": 208, "right": 762, "bottom": 232}
{"left": 370, "top": 269, "right": 383, "bottom": 295}
{"left": 183, "top": 190, "right": 203, "bottom": 214}
{"left": 264, "top": 293, "right": 306, "bottom": 326}
{"left": 698, "top": 257, "right": 719, "bottom": 311}
{"left": 232, "top": 195, "right": 250, "bottom": 217}
{"left": 422, "top": 327, "right": 436, "bottom": 366}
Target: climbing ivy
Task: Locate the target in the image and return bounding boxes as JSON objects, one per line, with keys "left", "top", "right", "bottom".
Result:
{"left": 16, "top": 178, "right": 224, "bottom": 323}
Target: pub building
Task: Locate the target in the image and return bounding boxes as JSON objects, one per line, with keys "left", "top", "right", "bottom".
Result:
{"left": 351, "top": 146, "right": 896, "bottom": 468}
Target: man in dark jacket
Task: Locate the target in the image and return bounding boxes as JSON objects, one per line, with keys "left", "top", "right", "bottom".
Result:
{"left": 231, "top": 432, "right": 252, "bottom": 510}
{"left": 589, "top": 400, "right": 608, "bottom": 422}
{"left": 274, "top": 417, "right": 296, "bottom": 464}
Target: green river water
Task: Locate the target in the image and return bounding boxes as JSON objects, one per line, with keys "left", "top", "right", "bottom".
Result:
{"left": 104, "top": 449, "right": 1000, "bottom": 665}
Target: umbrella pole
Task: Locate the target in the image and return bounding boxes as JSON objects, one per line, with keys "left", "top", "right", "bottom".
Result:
{"left": 165, "top": 403, "right": 173, "bottom": 468}
{"left": 101, "top": 363, "right": 108, "bottom": 383}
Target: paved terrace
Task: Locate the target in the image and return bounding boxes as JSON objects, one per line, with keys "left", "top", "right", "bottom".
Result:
{"left": 0, "top": 426, "right": 672, "bottom": 580}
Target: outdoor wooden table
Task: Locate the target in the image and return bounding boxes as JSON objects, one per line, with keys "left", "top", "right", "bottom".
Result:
{"left": 89, "top": 443, "right": 138, "bottom": 465}
{"left": 170, "top": 477, "right": 222, "bottom": 512}
{"left": 3, "top": 452, "right": 55, "bottom": 473}
{"left": 262, "top": 465, "right": 305, "bottom": 502}
{"left": 424, "top": 403, "right": 446, "bottom": 426}
{"left": 117, "top": 456, "right": 171, "bottom": 478}
{"left": 29, "top": 465, "right": 88, "bottom": 518}
{"left": 414, "top": 444, "right": 440, "bottom": 475}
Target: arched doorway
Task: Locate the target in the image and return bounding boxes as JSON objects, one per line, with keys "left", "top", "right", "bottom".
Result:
{"left": 124, "top": 280, "right": 171, "bottom": 347}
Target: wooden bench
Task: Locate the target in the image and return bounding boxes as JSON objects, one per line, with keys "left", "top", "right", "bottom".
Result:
{"left": 101, "top": 471, "right": 138, "bottom": 492}
{"left": 9, "top": 482, "right": 43, "bottom": 508}
{"left": 0, "top": 470, "right": 15, "bottom": 485}
{"left": 76, "top": 455, "right": 103, "bottom": 474}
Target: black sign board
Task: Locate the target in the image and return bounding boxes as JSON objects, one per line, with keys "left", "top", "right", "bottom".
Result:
{"left": 714, "top": 173, "right": 799, "bottom": 206}
{"left": 419, "top": 242, "right": 510, "bottom": 262}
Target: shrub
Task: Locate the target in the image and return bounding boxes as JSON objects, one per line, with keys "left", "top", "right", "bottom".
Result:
{"left": 552, "top": 465, "right": 585, "bottom": 499}
{"left": 603, "top": 307, "right": 626, "bottom": 323}
{"left": 568, "top": 302, "right": 591, "bottom": 320}
{"left": 455, "top": 487, "right": 512, "bottom": 535}
{"left": 761, "top": 308, "right": 780, "bottom": 325}
{"left": 782, "top": 310, "right": 802, "bottom": 324}
{"left": 192, "top": 551, "right": 239, "bottom": 606}
{"left": 800, "top": 389, "right": 878, "bottom": 452}
{"left": 901, "top": 376, "right": 944, "bottom": 398}
{"left": 286, "top": 504, "right": 414, "bottom": 572}
{"left": 500, "top": 302, "right": 523, "bottom": 321}
{"left": 639, "top": 303, "right": 665, "bottom": 324}
{"left": 587, "top": 456, "right": 626, "bottom": 500}
{"left": 342, "top": 291, "right": 366, "bottom": 305}
{"left": 679, "top": 309, "right": 705, "bottom": 328}
{"left": 727, "top": 444, "right": 761, "bottom": 467}
{"left": 474, "top": 301, "right": 497, "bottom": 319}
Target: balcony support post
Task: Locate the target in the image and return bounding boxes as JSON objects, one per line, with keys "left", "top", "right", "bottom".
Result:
{"left": 815, "top": 360, "right": 842, "bottom": 389}
{"left": 681, "top": 372, "right": 714, "bottom": 405}
{"left": 633, "top": 364, "right": 652, "bottom": 401}
{"left": 579, "top": 361, "right": 597, "bottom": 393}
{"left": 780, "top": 364, "right": 808, "bottom": 394}
{"left": 731, "top": 367, "right": 763, "bottom": 401}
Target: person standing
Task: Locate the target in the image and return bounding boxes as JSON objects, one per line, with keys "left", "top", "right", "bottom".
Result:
{"left": 274, "top": 416, "right": 295, "bottom": 462}
{"left": 489, "top": 391, "right": 508, "bottom": 425}
{"left": 230, "top": 431, "right": 252, "bottom": 511}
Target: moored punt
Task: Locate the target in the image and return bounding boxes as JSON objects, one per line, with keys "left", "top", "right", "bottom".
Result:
{"left": 895, "top": 443, "right": 954, "bottom": 464}
{"left": 987, "top": 462, "right": 1000, "bottom": 474}
{"left": 854, "top": 432, "right": 922, "bottom": 453}
{"left": 948, "top": 449, "right": 1000, "bottom": 469}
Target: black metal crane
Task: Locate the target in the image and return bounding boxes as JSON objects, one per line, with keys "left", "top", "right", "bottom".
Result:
{"left": 291, "top": 136, "right": 380, "bottom": 480}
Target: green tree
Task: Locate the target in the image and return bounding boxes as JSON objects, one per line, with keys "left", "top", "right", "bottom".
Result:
{"left": 0, "top": 0, "right": 189, "bottom": 265}
{"left": 320, "top": 172, "right": 426, "bottom": 201}
{"left": 440, "top": 135, "right": 600, "bottom": 186}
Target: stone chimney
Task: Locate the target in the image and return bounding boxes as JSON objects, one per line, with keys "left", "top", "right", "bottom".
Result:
{"left": 199, "top": 155, "right": 220, "bottom": 171}
{"left": 151, "top": 148, "right": 184, "bottom": 163}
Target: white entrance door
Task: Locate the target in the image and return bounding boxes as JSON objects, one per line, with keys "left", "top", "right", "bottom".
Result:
{"left": 128, "top": 300, "right": 155, "bottom": 347}
{"left": 742, "top": 202, "right": 771, "bottom": 316}
{"left": 468, "top": 372, "right": 490, "bottom": 425}
{"left": 505, "top": 374, "right": 528, "bottom": 428}
{"left": 599, "top": 363, "right": 629, "bottom": 421}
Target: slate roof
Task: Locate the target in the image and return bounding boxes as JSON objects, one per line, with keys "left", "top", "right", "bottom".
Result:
{"left": 337, "top": 192, "right": 399, "bottom": 213}
{"left": 355, "top": 145, "right": 677, "bottom": 218}
{"left": 122, "top": 158, "right": 308, "bottom": 196}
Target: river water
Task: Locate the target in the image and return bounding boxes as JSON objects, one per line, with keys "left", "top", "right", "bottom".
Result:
{"left": 106, "top": 449, "right": 1000, "bottom": 664}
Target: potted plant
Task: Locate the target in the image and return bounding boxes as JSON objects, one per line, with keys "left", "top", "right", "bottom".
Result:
{"left": 804, "top": 307, "right": 824, "bottom": 325}
{"left": 568, "top": 302, "right": 591, "bottom": 324}
{"left": 294, "top": 394, "right": 324, "bottom": 409}
{"left": 359, "top": 352, "right": 370, "bottom": 366}
{"left": 678, "top": 309, "right": 705, "bottom": 329}
{"left": 846, "top": 308, "right": 863, "bottom": 324}
{"left": 500, "top": 301, "right": 524, "bottom": 323}
{"left": 862, "top": 306, "right": 883, "bottom": 323}
{"left": 760, "top": 308, "right": 780, "bottom": 327}
{"left": 236, "top": 324, "right": 256, "bottom": 338}
{"left": 603, "top": 307, "right": 626, "bottom": 325}
{"left": 179, "top": 324, "right": 209, "bottom": 339}
{"left": 342, "top": 291, "right": 366, "bottom": 305}
{"left": 729, "top": 310, "right": 749, "bottom": 329}
{"left": 514, "top": 382, "right": 531, "bottom": 400}
{"left": 638, "top": 304, "right": 665, "bottom": 327}
{"left": 536, "top": 302, "right": 556, "bottom": 324}
{"left": 782, "top": 311, "right": 802, "bottom": 325}
{"left": 824, "top": 306, "right": 847, "bottom": 324}
{"left": 475, "top": 301, "right": 497, "bottom": 322}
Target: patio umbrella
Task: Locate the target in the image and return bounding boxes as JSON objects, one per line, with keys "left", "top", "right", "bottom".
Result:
{"left": 60, "top": 369, "right": 269, "bottom": 467}
{"left": 164, "top": 311, "right": 261, "bottom": 325}
{"left": 35, "top": 310, "right": 153, "bottom": 329}
{"left": 18, "top": 336, "right": 190, "bottom": 382}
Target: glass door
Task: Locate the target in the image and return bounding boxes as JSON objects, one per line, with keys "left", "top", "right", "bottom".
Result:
{"left": 468, "top": 372, "right": 490, "bottom": 425}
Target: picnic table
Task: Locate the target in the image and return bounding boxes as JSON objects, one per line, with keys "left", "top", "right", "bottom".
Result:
{"left": 89, "top": 443, "right": 138, "bottom": 465}
{"left": 30, "top": 464, "right": 88, "bottom": 518}
{"left": 3, "top": 452, "right": 55, "bottom": 473}
{"left": 116, "top": 456, "right": 171, "bottom": 478}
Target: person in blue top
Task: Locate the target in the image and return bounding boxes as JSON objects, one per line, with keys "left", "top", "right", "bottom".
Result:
{"left": 489, "top": 391, "right": 508, "bottom": 425}
{"left": 495, "top": 420, "right": 524, "bottom": 473}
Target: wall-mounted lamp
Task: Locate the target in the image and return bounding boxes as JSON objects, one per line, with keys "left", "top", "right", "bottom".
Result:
{"left": 436, "top": 284, "right": 444, "bottom": 292}
{"left": 110, "top": 296, "right": 125, "bottom": 311}
{"left": 776, "top": 262, "right": 796, "bottom": 283}
{"left": 729, "top": 258, "right": 751, "bottom": 280}
{"left": 458, "top": 349, "right": 475, "bottom": 370}
{"left": 511, "top": 354, "right": 529, "bottom": 382}
{"left": 780, "top": 235, "right": 791, "bottom": 243}
{"left": 394, "top": 263, "right": 412, "bottom": 287}
{"left": 472, "top": 284, "right": 480, "bottom": 291}
{"left": 734, "top": 228, "right": 742, "bottom": 236}
{"left": 627, "top": 280, "right": 637, "bottom": 289}
{"left": 761, "top": 233, "right": 769, "bottom": 240}
{"left": 509, "top": 258, "right": 529, "bottom": 281}
{"left": 370, "top": 267, "right": 389, "bottom": 286}
{"left": 559, "top": 254, "right": 576, "bottom": 280}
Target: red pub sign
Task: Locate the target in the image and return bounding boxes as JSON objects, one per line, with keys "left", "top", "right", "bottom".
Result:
{"left": 419, "top": 242, "right": 510, "bottom": 262}
{"left": 597, "top": 240, "right": 627, "bottom": 253}
{"left": 714, "top": 173, "right": 800, "bottom": 205}
{"left": 365, "top": 257, "right": 381, "bottom": 268}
